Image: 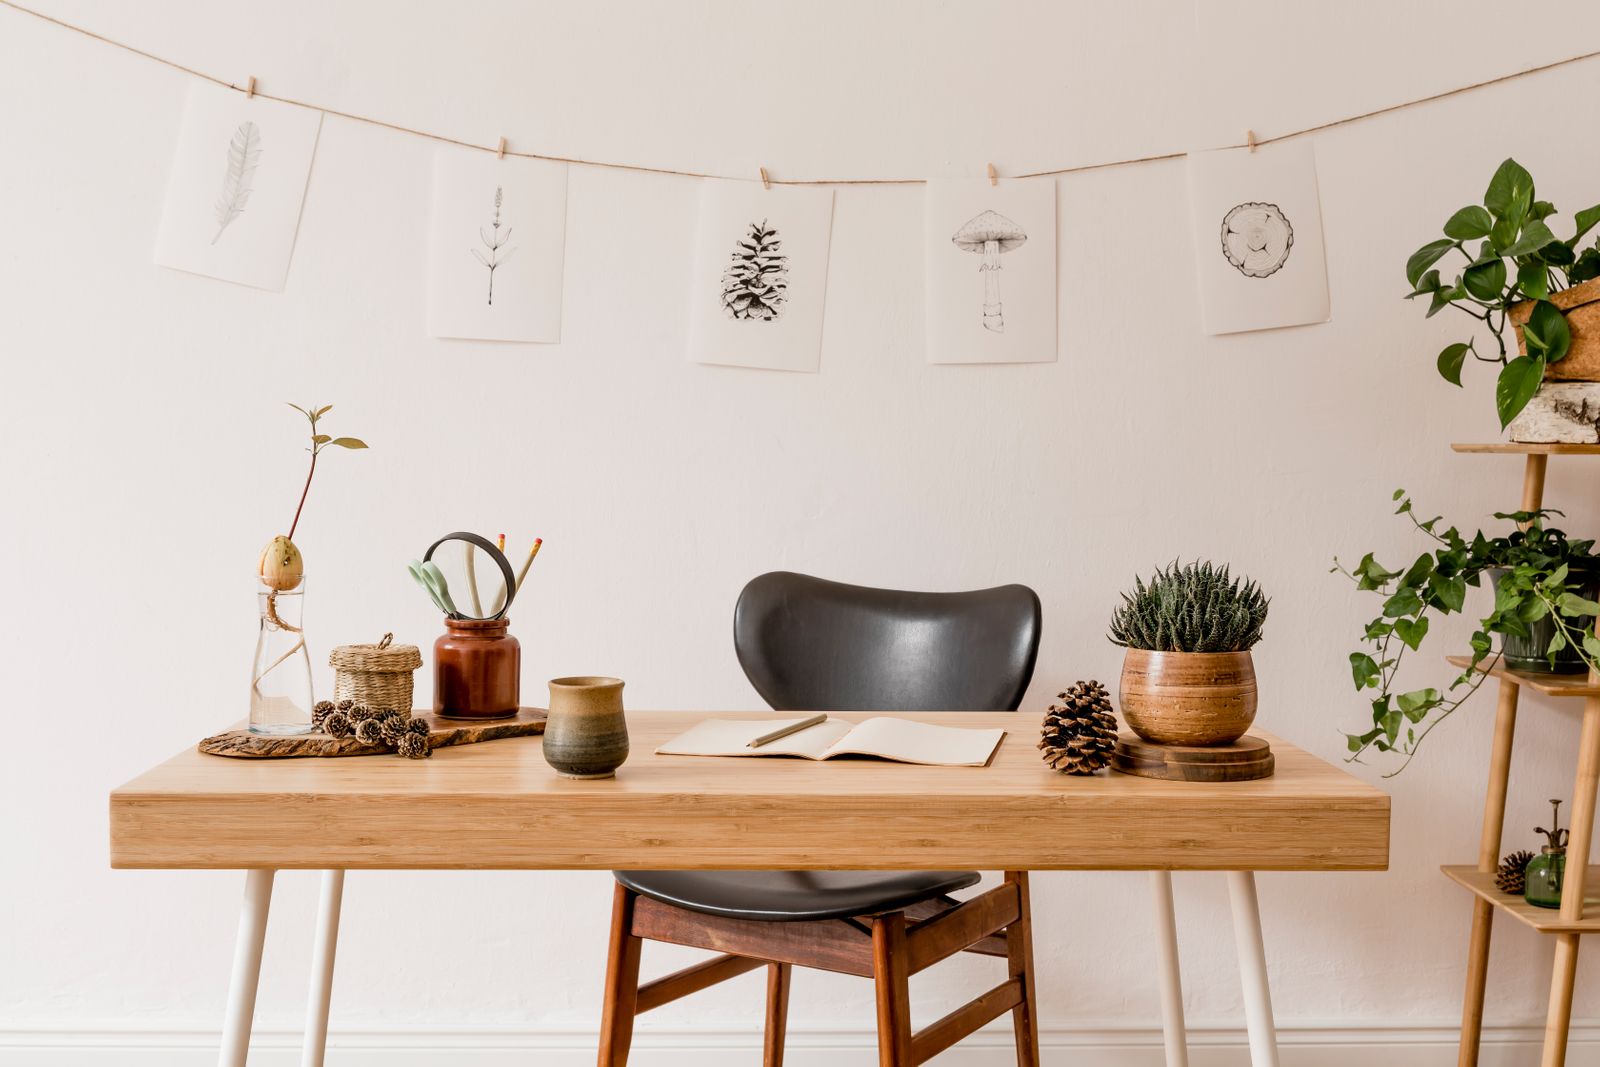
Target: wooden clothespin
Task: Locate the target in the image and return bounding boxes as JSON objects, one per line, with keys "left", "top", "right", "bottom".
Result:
{"left": 245, "top": 76, "right": 257, "bottom": 99}
{"left": 987, "top": 163, "right": 998, "bottom": 186}
{"left": 1246, "top": 129, "right": 1257, "bottom": 153}
{"left": 760, "top": 166, "right": 771, "bottom": 190}
{"left": 497, "top": 136, "right": 507, "bottom": 160}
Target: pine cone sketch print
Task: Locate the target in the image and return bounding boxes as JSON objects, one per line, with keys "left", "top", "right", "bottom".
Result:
{"left": 721, "top": 219, "right": 788, "bottom": 321}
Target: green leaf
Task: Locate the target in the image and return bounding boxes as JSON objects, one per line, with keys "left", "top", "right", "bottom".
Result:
{"left": 315, "top": 405, "right": 333, "bottom": 417}
{"left": 1504, "top": 219, "right": 1559, "bottom": 257}
{"left": 1531, "top": 200, "right": 1558, "bottom": 221}
{"left": 286, "top": 402, "right": 310, "bottom": 417}
{"left": 1383, "top": 588, "right": 1424, "bottom": 618}
{"left": 1349, "top": 652, "right": 1380, "bottom": 689}
{"left": 329, "top": 437, "right": 368, "bottom": 449}
{"left": 1485, "top": 158, "right": 1535, "bottom": 220}
{"left": 1518, "top": 262, "right": 1549, "bottom": 300}
{"left": 1407, "top": 269, "right": 1442, "bottom": 298}
{"left": 1525, "top": 301, "right": 1571, "bottom": 363}
{"left": 1380, "top": 709, "right": 1403, "bottom": 743}
{"left": 1558, "top": 593, "right": 1600, "bottom": 616}
{"left": 1397, "top": 688, "right": 1441, "bottom": 721}
{"left": 1394, "top": 616, "right": 1430, "bottom": 651}
{"left": 1496, "top": 355, "right": 1546, "bottom": 428}
{"left": 1426, "top": 287, "right": 1453, "bottom": 318}
{"left": 1437, "top": 342, "right": 1469, "bottom": 386}
{"left": 1444, "top": 205, "right": 1494, "bottom": 240}
{"left": 1400, "top": 553, "right": 1435, "bottom": 588}
{"left": 1548, "top": 629, "right": 1568, "bottom": 656}
{"left": 1463, "top": 259, "right": 1507, "bottom": 302}
{"left": 1574, "top": 204, "right": 1600, "bottom": 244}
{"left": 1583, "top": 633, "right": 1600, "bottom": 660}
{"left": 1407, "top": 239, "right": 1457, "bottom": 288}
{"left": 1436, "top": 575, "right": 1467, "bottom": 612}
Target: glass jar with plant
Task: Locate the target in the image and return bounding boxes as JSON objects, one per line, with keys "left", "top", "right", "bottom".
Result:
{"left": 1405, "top": 158, "right": 1600, "bottom": 428}
{"left": 1335, "top": 490, "right": 1600, "bottom": 773}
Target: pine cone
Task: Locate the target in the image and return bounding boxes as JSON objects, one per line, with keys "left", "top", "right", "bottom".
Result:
{"left": 379, "top": 714, "right": 409, "bottom": 744}
{"left": 312, "top": 700, "right": 335, "bottom": 730}
{"left": 407, "top": 718, "right": 430, "bottom": 737}
{"left": 1496, "top": 850, "right": 1535, "bottom": 894}
{"left": 348, "top": 704, "right": 376, "bottom": 723}
{"left": 354, "top": 718, "right": 386, "bottom": 745}
{"left": 336, "top": 699, "right": 355, "bottom": 712}
{"left": 396, "top": 732, "right": 431, "bottom": 759}
{"left": 1039, "top": 680, "right": 1119, "bottom": 775}
{"left": 323, "top": 712, "right": 353, "bottom": 739}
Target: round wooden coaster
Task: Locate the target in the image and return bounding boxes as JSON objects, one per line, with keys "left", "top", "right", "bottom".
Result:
{"left": 1110, "top": 734, "right": 1274, "bottom": 782}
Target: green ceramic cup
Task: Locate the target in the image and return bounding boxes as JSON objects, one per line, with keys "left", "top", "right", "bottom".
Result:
{"left": 543, "top": 676, "right": 628, "bottom": 779}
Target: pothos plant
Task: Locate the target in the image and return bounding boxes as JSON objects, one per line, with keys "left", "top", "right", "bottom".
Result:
{"left": 1335, "top": 490, "right": 1600, "bottom": 774}
{"left": 1406, "top": 158, "right": 1600, "bottom": 428}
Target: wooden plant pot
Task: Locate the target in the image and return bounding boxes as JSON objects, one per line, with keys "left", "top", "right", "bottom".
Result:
{"left": 1118, "top": 649, "right": 1258, "bottom": 746}
{"left": 1510, "top": 277, "right": 1600, "bottom": 382}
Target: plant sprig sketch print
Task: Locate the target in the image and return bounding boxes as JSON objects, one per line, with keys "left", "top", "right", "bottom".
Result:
{"left": 212, "top": 121, "right": 261, "bottom": 245}
{"left": 721, "top": 219, "right": 788, "bottom": 321}
{"left": 470, "top": 186, "right": 517, "bottom": 305}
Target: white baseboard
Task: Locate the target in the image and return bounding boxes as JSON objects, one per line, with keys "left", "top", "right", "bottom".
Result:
{"left": 1, "top": 1023, "right": 1596, "bottom": 1066}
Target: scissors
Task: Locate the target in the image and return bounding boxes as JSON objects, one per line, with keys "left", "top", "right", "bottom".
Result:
{"left": 407, "top": 559, "right": 460, "bottom": 617}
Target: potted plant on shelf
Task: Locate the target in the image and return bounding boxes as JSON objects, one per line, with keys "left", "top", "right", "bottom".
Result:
{"left": 1336, "top": 490, "right": 1600, "bottom": 773}
{"left": 1108, "top": 561, "right": 1269, "bottom": 746}
{"left": 1406, "top": 158, "right": 1600, "bottom": 439}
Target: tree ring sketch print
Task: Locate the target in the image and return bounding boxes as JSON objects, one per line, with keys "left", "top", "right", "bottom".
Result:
{"left": 1220, "top": 202, "right": 1293, "bottom": 278}
{"left": 722, "top": 219, "right": 788, "bottom": 321}
{"left": 952, "top": 210, "right": 1027, "bottom": 332}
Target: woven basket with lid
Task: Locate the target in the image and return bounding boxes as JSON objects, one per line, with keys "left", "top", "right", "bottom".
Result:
{"left": 329, "top": 633, "right": 423, "bottom": 713}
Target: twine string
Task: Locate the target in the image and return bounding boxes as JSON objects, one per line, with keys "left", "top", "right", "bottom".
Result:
{"left": 3, "top": 0, "right": 1599, "bottom": 184}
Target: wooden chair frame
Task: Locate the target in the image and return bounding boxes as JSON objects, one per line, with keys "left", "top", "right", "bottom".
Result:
{"left": 598, "top": 871, "right": 1039, "bottom": 1067}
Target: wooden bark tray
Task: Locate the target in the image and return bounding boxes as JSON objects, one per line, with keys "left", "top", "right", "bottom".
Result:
{"left": 199, "top": 707, "right": 547, "bottom": 759}
{"left": 1110, "top": 734, "right": 1274, "bottom": 782}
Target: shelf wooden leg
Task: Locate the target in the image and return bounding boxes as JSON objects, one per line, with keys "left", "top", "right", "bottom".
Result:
{"left": 1458, "top": 680, "right": 1521, "bottom": 1067}
{"left": 1226, "top": 872, "right": 1279, "bottom": 1067}
{"left": 300, "top": 870, "right": 345, "bottom": 1067}
{"left": 1541, "top": 933, "right": 1581, "bottom": 1067}
{"left": 219, "top": 869, "right": 276, "bottom": 1067}
{"left": 1149, "top": 872, "right": 1189, "bottom": 1067}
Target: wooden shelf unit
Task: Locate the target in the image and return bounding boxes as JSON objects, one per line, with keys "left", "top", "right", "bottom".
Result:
{"left": 1448, "top": 446, "right": 1600, "bottom": 1067}
{"left": 1444, "top": 656, "right": 1600, "bottom": 698}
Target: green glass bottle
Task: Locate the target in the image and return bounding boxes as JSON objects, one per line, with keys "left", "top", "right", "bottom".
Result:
{"left": 1524, "top": 798, "right": 1570, "bottom": 910}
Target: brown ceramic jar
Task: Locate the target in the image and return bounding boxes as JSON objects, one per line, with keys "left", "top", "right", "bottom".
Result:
{"left": 433, "top": 618, "right": 520, "bottom": 719}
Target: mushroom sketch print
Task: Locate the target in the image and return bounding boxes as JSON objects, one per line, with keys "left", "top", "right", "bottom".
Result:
{"left": 721, "top": 219, "right": 788, "bottom": 321}
{"left": 1220, "top": 202, "right": 1294, "bottom": 278}
{"left": 470, "top": 186, "right": 516, "bottom": 305}
{"left": 952, "top": 210, "right": 1027, "bottom": 332}
{"left": 212, "top": 120, "right": 261, "bottom": 245}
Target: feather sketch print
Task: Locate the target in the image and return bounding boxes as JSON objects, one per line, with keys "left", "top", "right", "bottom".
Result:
{"left": 212, "top": 120, "right": 261, "bottom": 245}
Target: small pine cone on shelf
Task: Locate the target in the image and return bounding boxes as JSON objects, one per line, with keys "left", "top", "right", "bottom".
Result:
{"left": 323, "top": 712, "right": 353, "bottom": 739}
{"left": 396, "top": 732, "right": 431, "bottom": 759}
{"left": 379, "top": 715, "right": 409, "bottom": 744}
{"left": 312, "top": 700, "right": 335, "bottom": 730}
{"left": 1495, "top": 849, "right": 1535, "bottom": 895}
{"left": 348, "top": 704, "right": 376, "bottom": 723}
{"left": 1038, "top": 679, "right": 1119, "bottom": 776}
{"left": 407, "top": 718, "right": 430, "bottom": 736}
{"left": 354, "top": 718, "right": 386, "bottom": 745}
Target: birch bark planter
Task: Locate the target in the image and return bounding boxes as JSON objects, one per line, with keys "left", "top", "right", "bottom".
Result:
{"left": 1507, "top": 279, "right": 1600, "bottom": 442}
{"left": 1118, "top": 649, "right": 1258, "bottom": 746}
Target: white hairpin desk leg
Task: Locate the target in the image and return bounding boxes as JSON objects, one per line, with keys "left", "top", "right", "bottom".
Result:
{"left": 301, "top": 870, "right": 345, "bottom": 1067}
{"left": 1227, "top": 871, "right": 1280, "bottom": 1067}
{"left": 1150, "top": 871, "right": 1190, "bottom": 1067}
{"left": 219, "top": 868, "right": 276, "bottom": 1067}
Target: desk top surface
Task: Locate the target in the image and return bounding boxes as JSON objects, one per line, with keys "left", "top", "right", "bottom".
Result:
{"left": 110, "top": 711, "right": 1389, "bottom": 872}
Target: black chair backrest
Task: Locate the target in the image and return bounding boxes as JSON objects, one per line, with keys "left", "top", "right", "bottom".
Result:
{"left": 733, "top": 571, "right": 1042, "bottom": 712}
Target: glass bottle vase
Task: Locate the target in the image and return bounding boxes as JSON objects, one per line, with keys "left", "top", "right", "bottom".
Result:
{"left": 1524, "top": 850, "right": 1567, "bottom": 910}
{"left": 251, "top": 578, "right": 314, "bottom": 735}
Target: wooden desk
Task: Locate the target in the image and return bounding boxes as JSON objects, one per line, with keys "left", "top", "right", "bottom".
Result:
{"left": 110, "top": 712, "right": 1389, "bottom": 1067}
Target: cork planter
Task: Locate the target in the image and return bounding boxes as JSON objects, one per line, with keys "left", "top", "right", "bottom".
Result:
{"left": 1509, "top": 277, "right": 1600, "bottom": 381}
{"left": 1118, "top": 649, "right": 1258, "bottom": 746}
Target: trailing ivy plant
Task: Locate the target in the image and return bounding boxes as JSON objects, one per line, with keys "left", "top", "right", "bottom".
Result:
{"left": 1406, "top": 158, "right": 1600, "bottom": 427}
{"left": 1334, "top": 491, "right": 1600, "bottom": 774}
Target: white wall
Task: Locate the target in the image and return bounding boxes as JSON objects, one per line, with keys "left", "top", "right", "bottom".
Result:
{"left": 6, "top": 1, "right": 1600, "bottom": 1061}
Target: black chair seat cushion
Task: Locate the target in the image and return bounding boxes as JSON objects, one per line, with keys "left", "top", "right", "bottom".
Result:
{"left": 614, "top": 869, "right": 981, "bottom": 922}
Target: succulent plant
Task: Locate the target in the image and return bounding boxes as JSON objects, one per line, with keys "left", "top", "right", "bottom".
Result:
{"left": 1108, "top": 561, "right": 1269, "bottom": 653}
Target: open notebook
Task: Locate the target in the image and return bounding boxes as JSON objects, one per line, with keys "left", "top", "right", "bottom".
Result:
{"left": 655, "top": 716, "right": 1006, "bottom": 767}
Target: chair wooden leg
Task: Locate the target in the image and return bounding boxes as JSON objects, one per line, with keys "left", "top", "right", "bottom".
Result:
{"left": 872, "top": 913, "right": 913, "bottom": 1067}
{"left": 598, "top": 883, "right": 643, "bottom": 1067}
{"left": 764, "top": 962, "right": 792, "bottom": 1067}
{"left": 1004, "top": 872, "right": 1040, "bottom": 1067}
